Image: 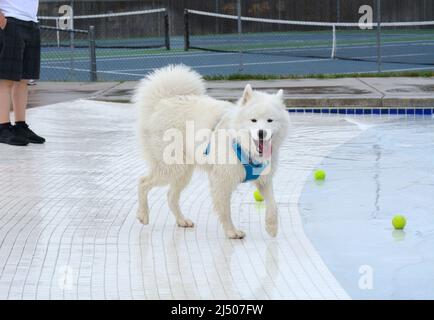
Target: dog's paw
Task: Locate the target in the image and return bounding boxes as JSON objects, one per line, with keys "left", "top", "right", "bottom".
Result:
{"left": 226, "top": 229, "right": 246, "bottom": 239}
{"left": 265, "top": 222, "right": 278, "bottom": 237}
{"left": 137, "top": 210, "right": 149, "bottom": 225}
{"left": 177, "top": 218, "right": 195, "bottom": 228}
{"left": 266, "top": 214, "right": 278, "bottom": 237}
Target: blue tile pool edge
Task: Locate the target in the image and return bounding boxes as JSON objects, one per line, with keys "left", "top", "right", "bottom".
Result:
{"left": 287, "top": 108, "right": 434, "bottom": 116}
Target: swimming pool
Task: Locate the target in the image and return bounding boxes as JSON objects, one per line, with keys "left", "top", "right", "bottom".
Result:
{"left": 299, "top": 114, "right": 434, "bottom": 299}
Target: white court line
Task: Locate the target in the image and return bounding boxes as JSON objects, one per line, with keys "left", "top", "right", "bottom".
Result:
{"left": 40, "top": 51, "right": 232, "bottom": 65}
{"left": 41, "top": 66, "right": 91, "bottom": 73}
{"left": 315, "top": 65, "right": 434, "bottom": 76}
{"left": 41, "top": 60, "right": 434, "bottom": 79}
{"left": 41, "top": 58, "right": 332, "bottom": 77}
{"left": 107, "top": 52, "right": 433, "bottom": 73}
{"left": 40, "top": 65, "right": 144, "bottom": 77}
{"left": 40, "top": 39, "right": 434, "bottom": 65}
{"left": 107, "top": 58, "right": 332, "bottom": 73}
{"left": 355, "top": 53, "right": 430, "bottom": 58}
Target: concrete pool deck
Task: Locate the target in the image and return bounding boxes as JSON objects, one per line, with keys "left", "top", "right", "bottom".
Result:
{"left": 1, "top": 77, "right": 432, "bottom": 300}
{"left": 28, "top": 77, "right": 434, "bottom": 108}
{"left": 0, "top": 101, "right": 359, "bottom": 300}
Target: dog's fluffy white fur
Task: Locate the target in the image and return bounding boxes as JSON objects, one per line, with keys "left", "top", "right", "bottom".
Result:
{"left": 134, "top": 65, "right": 289, "bottom": 239}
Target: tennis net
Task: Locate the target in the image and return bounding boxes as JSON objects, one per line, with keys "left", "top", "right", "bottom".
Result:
{"left": 184, "top": 9, "right": 434, "bottom": 66}
{"left": 39, "top": 8, "right": 170, "bottom": 50}
{"left": 39, "top": 25, "right": 96, "bottom": 81}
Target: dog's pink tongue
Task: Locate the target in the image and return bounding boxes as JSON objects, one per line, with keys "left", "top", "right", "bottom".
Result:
{"left": 262, "top": 142, "right": 272, "bottom": 159}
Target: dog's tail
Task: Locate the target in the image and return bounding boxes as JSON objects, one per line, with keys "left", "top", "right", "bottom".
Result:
{"left": 133, "top": 64, "right": 206, "bottom": 111}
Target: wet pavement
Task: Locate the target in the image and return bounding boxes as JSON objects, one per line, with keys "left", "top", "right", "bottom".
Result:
{"left": 0, "top": 100, "right": 357, "bottom": 299}
{"left": 2, "top": 77, "right": 433, "bottom": 300}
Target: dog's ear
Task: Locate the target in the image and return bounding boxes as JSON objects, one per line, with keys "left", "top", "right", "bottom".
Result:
{"left": 276, "top": 89, "right": 284, "bottom": 101}
{"left": 241, "top": 84, "right": 253, "bottom": 105}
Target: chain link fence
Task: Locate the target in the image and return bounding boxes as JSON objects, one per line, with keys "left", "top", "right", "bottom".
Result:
{"left": 184, "top": 0, "right": 434, "bottom": 76}
{"left": 38, "top": 1, "right": 434, "bottom": 81}
{"left": 39, "top": 8, "right": 171, "bottom": 81}
{"left": 40, "top": 25, "right": 95, "bottom": 81}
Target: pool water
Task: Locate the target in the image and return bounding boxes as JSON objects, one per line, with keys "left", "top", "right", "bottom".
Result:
{"left": 300, "top": 116, "right": 434, "bottom": 299}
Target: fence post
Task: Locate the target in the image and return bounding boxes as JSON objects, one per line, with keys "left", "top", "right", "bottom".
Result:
{"left": 88, "top": 26, "right": 97, "bottom": 81}
{"left": 164, "top": 12, "right": 170, "bottom": 50}
{"left": 331, "top": 24, "right": 336, "bottom": 59}
{"left": 376, "top": 0, "right": 382, "bottom": 72}
{"left": 184, "top": 9, "right": 189, "bottom": 51}
{"left": 237, "top": 0, "right": 243, "bottom": 71}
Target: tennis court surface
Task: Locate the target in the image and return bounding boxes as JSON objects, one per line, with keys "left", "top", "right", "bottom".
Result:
{"left": 38, "top": 7, "right": 434, "bottom": 81}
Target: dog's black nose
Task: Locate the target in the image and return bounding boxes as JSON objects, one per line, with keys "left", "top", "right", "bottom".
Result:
{"left": 258, "top": 129, "right": 267, "bottom": 139}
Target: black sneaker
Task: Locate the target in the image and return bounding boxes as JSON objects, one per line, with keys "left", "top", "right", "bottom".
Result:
{"left": 14, "top": 123, "right": 46, "bottom": 144}
{"left": 0, "top": 124, "right": 29, "bottom": 146}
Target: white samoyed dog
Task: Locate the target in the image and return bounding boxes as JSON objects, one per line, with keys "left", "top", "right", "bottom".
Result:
{"left": 133, "top": 65, "right": 289, "bottom": 239}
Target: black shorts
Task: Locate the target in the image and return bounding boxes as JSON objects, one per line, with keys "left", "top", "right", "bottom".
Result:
{"left": 0, "top": 17, "right": 41, "bottom": 81}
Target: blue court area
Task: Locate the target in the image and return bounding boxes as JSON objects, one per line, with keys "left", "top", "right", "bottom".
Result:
{"left": 40, "top": 33, "right": 434, "bottom": 81}
{"left": 300, "top": 115, "right": 434, "bottom": 299}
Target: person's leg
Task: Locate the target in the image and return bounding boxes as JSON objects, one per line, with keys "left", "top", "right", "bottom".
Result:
{"left": 10, "top": 78, "right": 45, "bottom": 144}
{"left": 12, "top": 80, "right": 28, "bottom": 122}
{"left": 0, "top": 80, "right": 13, "bottom": 124}
{"left": 12, "top": 22, "right": 45, "bottom": 144}
{"left": 0, "top": 80, "right": 29, "bottom": 146}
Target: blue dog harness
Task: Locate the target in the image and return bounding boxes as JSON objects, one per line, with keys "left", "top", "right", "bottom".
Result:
{"left": 204, "top": 141, "right": 269, "bottom": 183}
{"left": 232, "top": 142, "right": 269, "bottom": 182}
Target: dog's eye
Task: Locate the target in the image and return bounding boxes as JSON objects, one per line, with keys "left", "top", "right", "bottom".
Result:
{"left": 251, "top": 119, "right": 257, "bottom": 123}
{"left": 267, "top": 119, "right": 273, "bottom": 123}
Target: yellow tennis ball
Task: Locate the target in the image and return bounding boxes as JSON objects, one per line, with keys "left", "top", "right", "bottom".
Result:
{"left": 253, "top": 190, "right": 264, "bottom": 202}
{"left": 392, "top": 215, "right": 407, "bottom": 230}
{"left": 314, "top": 169, "right": 326, "bottom": 180}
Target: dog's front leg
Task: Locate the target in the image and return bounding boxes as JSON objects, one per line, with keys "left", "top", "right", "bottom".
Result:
{"left": 255, "top": 180, "right": 278, "bottom": 237}
{"left": 210, "top": 181, "right": 245, "bottom": 239}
